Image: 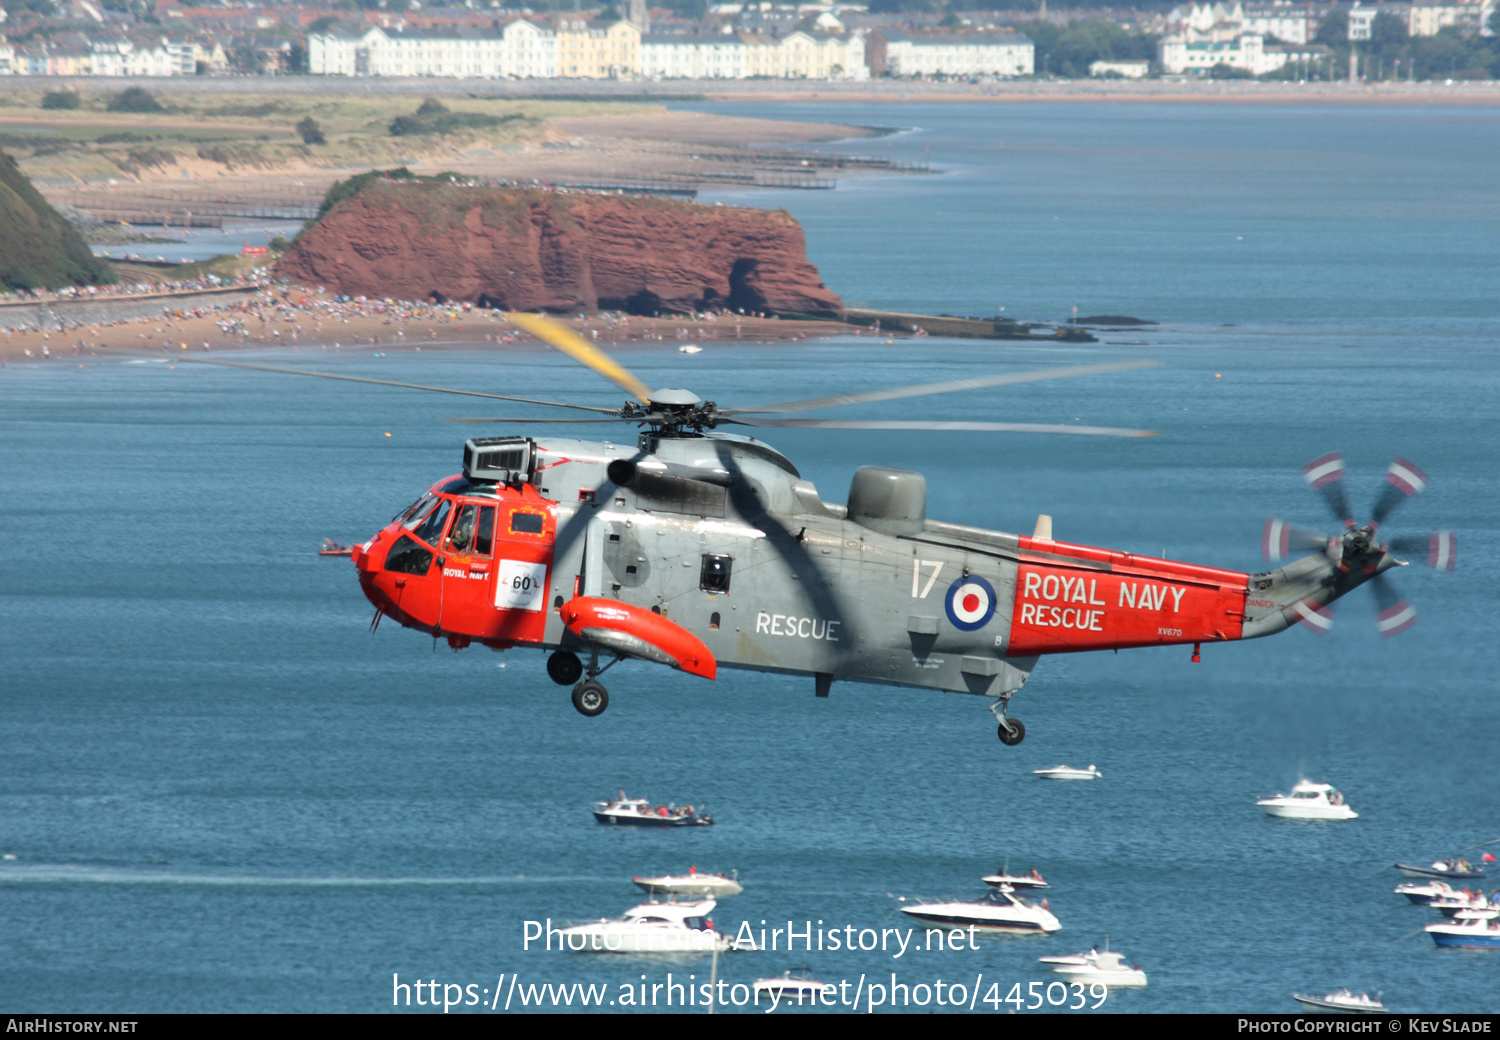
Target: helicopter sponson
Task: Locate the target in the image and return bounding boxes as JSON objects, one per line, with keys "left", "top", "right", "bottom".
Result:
{"left": 349, "top": 429, "right": 1404, "bottom": 745}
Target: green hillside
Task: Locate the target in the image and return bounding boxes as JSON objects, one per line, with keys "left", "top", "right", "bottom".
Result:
{"left": 0, "top": 148, "right": 115, "bottom": 292}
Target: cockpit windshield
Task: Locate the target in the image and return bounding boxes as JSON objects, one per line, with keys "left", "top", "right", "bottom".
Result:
{"left": 395, "top": 492, "right": 434, "bottom": 526}
{"left": 410, "top": 498, "right": 452, "bottom": 547}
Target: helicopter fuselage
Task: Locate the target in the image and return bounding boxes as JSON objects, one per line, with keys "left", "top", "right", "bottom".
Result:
{"left": 350, "top": 432, "right": 1391, "bottom": 711}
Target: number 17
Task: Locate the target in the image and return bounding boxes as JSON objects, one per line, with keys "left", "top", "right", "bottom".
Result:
{"left": 911, "top": 559, "right": 943, "bottom": 598}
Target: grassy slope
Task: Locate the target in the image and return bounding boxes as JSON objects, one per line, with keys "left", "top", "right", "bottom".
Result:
{"left": 0, "top": 148, "right": 116, "bottom": 290}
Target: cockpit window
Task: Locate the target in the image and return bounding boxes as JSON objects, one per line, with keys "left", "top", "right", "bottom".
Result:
{"left": 395, "top": 493, "right": 434, "bottom": 526}
{"left": 411, "top": 498, "right": 451, "bottom": 547}
{"left": 447, "top": 504, "right": 478, "bottom": 552}
{"left": 474, "top": 506, "right": 495, "bottom": 555}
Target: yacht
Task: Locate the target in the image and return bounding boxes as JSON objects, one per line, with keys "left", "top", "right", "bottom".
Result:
{"left": 1426, "top": 916, "right": 1500, "bottom": 949}
{"left": 593, "top": 791, "right": 713, "bottom": 828}
{"left": 1256, "top": 780, "right": 1357, "bottom": 820}
{"left": 1292, "top": 990, "right": 1387, "bottom": 1013}
{"left": 1040, "top": 948, "right": 1146, "bottom": 987}
{"left": 556, "top": 898, "right": 731, "bottom": 953}
{"left": 1395, "top": 858, "right": 1485, "bottom": 881}
{"left": 982, "top": 868, "right": 1049, "bottom": 891}
{"left": 900, "top": 885, "right": 1060, "bottom": 934}
{"left": 1395, "top": 880, "right": 1457, "bottom": 905}
{"left": 751, "top": 972, "right": 829, "bottom": 1002}
{"left": 1034, "top": 764, "right": 1102, "bottom": 781}
{"left": 633, "top": 869, "right": 743, "bottom": 898}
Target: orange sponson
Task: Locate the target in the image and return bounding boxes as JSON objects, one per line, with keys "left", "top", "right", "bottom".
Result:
{"left": 1006, "top": 536, "right": 1250, "bottom": 657}
{"left": 560, "top": 597, "right": 717, "bottom": 680}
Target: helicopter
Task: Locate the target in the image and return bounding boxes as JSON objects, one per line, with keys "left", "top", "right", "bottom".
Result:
{"left": 199, "top": 313, "right": 1455, "bottom": 745}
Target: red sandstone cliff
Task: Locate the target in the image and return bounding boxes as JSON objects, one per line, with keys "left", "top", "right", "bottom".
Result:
{"left": 275, "top": 183, "right": 842, "bottom": 315}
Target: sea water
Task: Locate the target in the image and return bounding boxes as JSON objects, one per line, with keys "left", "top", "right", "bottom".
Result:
{"left": 1, "top": 103, "right": 1497, "bottom": 1013}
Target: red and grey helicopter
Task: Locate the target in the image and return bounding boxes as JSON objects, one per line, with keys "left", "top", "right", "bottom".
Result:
{"left": 209, "top": 315, "right": 1455, "bottom": 745}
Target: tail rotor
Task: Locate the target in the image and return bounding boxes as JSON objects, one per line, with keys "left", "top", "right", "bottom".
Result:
{"left": 1265, "top": 454, "right": 1455, "bottom": 638}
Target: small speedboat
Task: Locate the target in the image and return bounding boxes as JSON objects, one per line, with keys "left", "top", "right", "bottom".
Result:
{"left": 677, "top": 344, "right": 702, "bottom": 354}
{"left": 556, "top": 898, "right": 733, "bottom": 953}
{"left": 751, "top": 972, "right": 828, "bottom": 1002}
{"left": 633, "top": 869, "right": 743, "bottom": 898}
{"left": 1395, "top": 880, "right": 1457, "bottom": 905}
{"left": 1293, "top": 990, "right": 1387, "bottom": 1013}
{"left": 1429, "top": 890, "right": 1499, "bottom": 918}
{"left": 1033, "top": 764, "right": 1101, "bottom": 781}
{"left": 982, "top": 868, "right": 1048, "bottom": 891}
{"left": 1257, "top": 779, "right": 1357, "bottom": 820}
{"left": 900, "top": 884, "right": 1060, "bottom": 934}
{"left": 318, "top": 538, "right": 353, "bottom": 556}
{"left": 1395, "top": 858, "right": 1485, "bottom": 881}
{"left": 1426, "top": 916, "right": 1500, "bottom": 949}
{"left": 593, "top": 791, "right": 713, "bottom": 827}
{"left": 1040, "top": 947, "right": 1146, "bottom": 987}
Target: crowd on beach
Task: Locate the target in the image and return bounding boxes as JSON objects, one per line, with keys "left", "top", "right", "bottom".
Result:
{"left": 0, "top": 276, "right": 839, "bottom": 363}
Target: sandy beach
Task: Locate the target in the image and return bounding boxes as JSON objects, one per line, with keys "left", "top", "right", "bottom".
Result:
{"left": 0, "top": 288, "right": 874, "bottom": 367}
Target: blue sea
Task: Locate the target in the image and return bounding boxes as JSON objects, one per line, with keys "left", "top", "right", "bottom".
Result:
{"left": 2, "top": 102, "right": 1498, "bottom": 1014}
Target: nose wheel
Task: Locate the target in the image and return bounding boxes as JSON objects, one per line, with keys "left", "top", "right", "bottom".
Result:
{"left": 572, "top": 679, "right": 608, "bottom": 717}
{"left": 989, "top": 696, "right": 1025, "bottom": 746}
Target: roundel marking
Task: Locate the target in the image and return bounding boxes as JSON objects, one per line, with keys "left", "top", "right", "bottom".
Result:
{"left": 945, "top": 574, "right": 997, "bottom": 631}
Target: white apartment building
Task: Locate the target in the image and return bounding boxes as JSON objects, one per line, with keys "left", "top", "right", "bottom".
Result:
{"left": 1242, "top": 3, "right": 1320, "bottom": 43}
{"left": 308, "top": 20, "right": 557, "bottom": 78}
{"left": 882, "top": 32, "right": 1033, "bottom": 77}
{"left": 1408, "top": 0, "right": 1494, "bottom": 34}
{"left": 1159, "top": 32, "right": 1291, "bottom": 73}
{"left": 640, "top": 33, "right": 747, "bottom": 78}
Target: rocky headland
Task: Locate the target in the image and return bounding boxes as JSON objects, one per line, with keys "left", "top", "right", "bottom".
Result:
{"left": 275, "top": 181, "right": 842, "bottom": 316}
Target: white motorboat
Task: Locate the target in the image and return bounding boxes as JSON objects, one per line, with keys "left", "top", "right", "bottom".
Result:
{"left": 1256, "top": 780, "right": 1358, "bottom": 820}
{"left": 751, "top": 972, "right": 829, "bottom": 1002}
{"left": 633, "top": 869, "right": 743, "bottom": 898}
{"left": 1034, "top": 764, "right": 1102, "bottom": 781}
{"left": 982, "top": 868, "right": 1049, "bottom": 891}
{"left": 1041, "top": 948, "right": 1146, "bottom": 988}
{"left": 1293, "top": 990, "right": 1387, "bottom": 1013}
{"left": 1429, "top": 889, "right": 1499, "bottom": 918}
{"left": 593, "top": 791, "right": 713, "bottom": 828}
{"left": 678, "top": 344, "right": 702, "bottom": 354}
{"left": 1395, "top": 880, "right": 1457, "bottom": 905}
{"left": 1426, "top": 916, "right": 1500, "bottom": 949}
{"left": 557, "top": 898, "right": 730, "bottom": 953}
{"left": 900, "top": 885, "right": 1061, "bottom": 934}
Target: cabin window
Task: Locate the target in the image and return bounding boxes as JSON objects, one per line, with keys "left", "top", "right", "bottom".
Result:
{"left": 710, "top": 612, "right": 720, "bottom": 629}
{"left": 411, "top": 498, "right": 451, "bottom": 547}
{"left": 511, "top": 511, "right": 544, "bottom": 534}
{"left": 385, "top": 535, "right": 433, "bottom": 576}
{"left": 700, "top": 554, "right": 733, "bottom": 593}
{"left": 447, "top": 504, "right": 478, "bottom": 552}
{"left": 395, "top": 492, "right": 433, "bottom": 525}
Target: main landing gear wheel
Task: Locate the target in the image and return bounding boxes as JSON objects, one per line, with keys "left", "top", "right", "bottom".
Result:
{"left": 572, "top": 679, "right": 609, "bottom": 717}
{"left": 997, "top": 718, "right": 1026, "bottom": 746}
{"left": 547, "top": 650, "right": 583, "bottom": 686}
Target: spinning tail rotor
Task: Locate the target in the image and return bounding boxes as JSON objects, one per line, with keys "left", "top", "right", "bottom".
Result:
{"left": 1262, "top": 453, "right": 1455, "bottom": 637}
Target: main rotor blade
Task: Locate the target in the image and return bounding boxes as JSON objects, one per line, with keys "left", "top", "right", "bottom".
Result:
{"left": 441, "top": 417, "right": 633, "bottom": 424}
{"left": 1302, "top": 452, "right": 1354, "bottom": 527}
{"left": 505, "top": 312, "right": 653, "bottom": 403}
{"left": 719, "top": 359, "right": 1163, "bottom": 416}
{"left": 1388, "top": 531, "right": 1456, "bottom": 571}
{"left": 1372, "top": 457, "right": 1429, "bottom": 526}
{"left": 1371, "top": 573, "right": 1418, "bottom": 637}
{"left": 1262, "top": 518, "right": 1330, "bottom": 561}
{"left": 162, "top": 357, "right": 620, "bottom": 413}
{"left": 727, "top": 418, "right": 1158, "bottom": 437}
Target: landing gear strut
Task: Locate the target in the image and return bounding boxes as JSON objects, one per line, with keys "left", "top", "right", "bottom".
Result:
{"left": 572, "top": 679, "right": 608, "bottom": 717}
{"left": 568, "top": 649, "right": 621, "bottom": 717}
{"left": 989, "top": 695, "right": 1025, "bottom": 746}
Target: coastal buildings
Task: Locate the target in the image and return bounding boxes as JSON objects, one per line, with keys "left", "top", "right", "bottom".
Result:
{"left": 308, "top": 20, "right": 560, "bottom": 78}
{"left": 639, "top": 33, "right": 747, "bottom": 79}
{"left": 879, "top": 32, "right": 1034, "bottom": 77}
